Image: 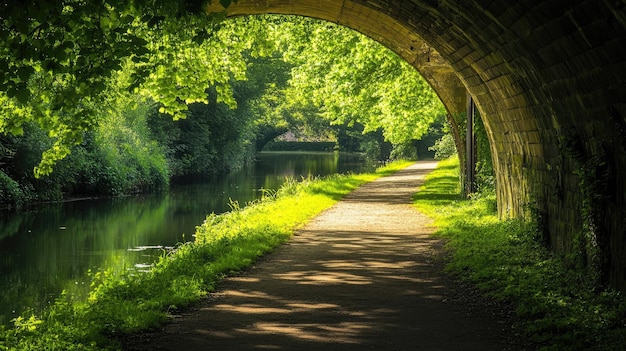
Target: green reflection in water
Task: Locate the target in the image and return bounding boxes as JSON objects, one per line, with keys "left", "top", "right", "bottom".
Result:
{"left": 0, "top": 152, "right": 372, "bottom": 324}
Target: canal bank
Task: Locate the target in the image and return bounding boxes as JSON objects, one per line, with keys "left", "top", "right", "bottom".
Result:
{"left": 0, "top": 152, "right": 374, "bottom": 325}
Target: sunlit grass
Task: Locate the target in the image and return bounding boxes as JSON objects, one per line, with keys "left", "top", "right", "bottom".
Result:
{"left": 414, "top": 157, "right": 626, "bottom": 351}
{"left": 0, "top": 160, "right": 412, "bottom": 351}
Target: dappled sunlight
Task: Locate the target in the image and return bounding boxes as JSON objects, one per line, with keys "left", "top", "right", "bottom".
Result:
{"left": 286, "top": 302, "right": 340, "bottom": 309}
{"left": 273, "top": 270, "right": 373, "bottom": 285}
{"left": 219, "top": 289, "right": 272, "bottom": 298}
{"left": 384, "top": 275, "right": 439, "bottom": 285}
{"left": 214, "top": 304, "right": 293, "bottom": 314}
{"left": 320, "top": 259, "right": 416, "bottom": 270}
{"left": 229, "top": 277, "right": 262, "bottom": 283}
{"left": 238, "top": 321, "right": 374, "bottom": 344}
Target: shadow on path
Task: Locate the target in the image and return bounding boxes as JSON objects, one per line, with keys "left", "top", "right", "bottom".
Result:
{"left": 123, "top": 161, "right": 527, "bottom": 351}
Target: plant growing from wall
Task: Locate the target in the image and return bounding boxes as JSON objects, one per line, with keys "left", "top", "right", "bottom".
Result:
{"left": 474, "top": 110, "right": 495, "bottom": 195}
{"left": 558, "top": 130, "right": 613, "bottom": 286}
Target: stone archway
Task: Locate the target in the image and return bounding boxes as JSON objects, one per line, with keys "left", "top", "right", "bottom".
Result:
{"left": 209, "top": 0, "right": 626, "bottom": 292}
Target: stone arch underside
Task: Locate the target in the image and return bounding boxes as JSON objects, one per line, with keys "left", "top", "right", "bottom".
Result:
{"left": 209, "top": 0, "right": 626, "bottom": 292}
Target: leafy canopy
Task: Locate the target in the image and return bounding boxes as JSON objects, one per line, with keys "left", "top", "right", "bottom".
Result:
{"left": 274, "top": 18, "right": 446, "bottom": 146}
{"left": 0, "top": 0, "right": 252, "bottom": 176}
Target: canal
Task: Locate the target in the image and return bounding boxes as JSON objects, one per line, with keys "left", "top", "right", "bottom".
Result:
{"left": 0, "top": 151, "right": 374, "bottom": 324}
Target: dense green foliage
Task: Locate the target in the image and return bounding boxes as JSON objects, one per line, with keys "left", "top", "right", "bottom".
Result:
{"left": 273, "top": 17, "right": 446, "bottom": 157}
{"left": 0, "top": 13, "right": 447, "bottom": 207}
{"left": 147, "top": 85, "right": 257, "bottom": 179}
{"left": 427, "top": 116, "right": 457, "bottom": 160}
{"left": 473, "top": 110, "right": 495, "bottom": 194}
{"left": 0, "top": 161, "right": 411, "bottom": 351}
{"left": 429, "top": 133, "right": 456, "bottom": 160}
{"left": 0, "top": 0, "right": 240, "bottom": 176}
{"left": 414, "top": 158, "right": 626, "bottom": 350}
{"left": 0, "top": 96, "right": 169, "bottom": 207}
{"left": 263, "top": 141, "right": 336, "bottom": 152}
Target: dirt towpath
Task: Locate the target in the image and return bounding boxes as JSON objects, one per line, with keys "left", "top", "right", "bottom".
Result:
{"left": 123, "top": 161, "right": 528, "bottom": 351}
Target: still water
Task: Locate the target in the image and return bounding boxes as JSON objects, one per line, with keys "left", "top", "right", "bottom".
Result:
{"left": 0, "top": 152, "right": 374, "bottom": 324}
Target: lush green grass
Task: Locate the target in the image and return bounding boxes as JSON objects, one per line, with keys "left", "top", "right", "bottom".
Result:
{"left": 414, "top": 157, "right": 626, "bottom": 351}
{"left": 0, "top": 160, "right": 412, "bottom": 351}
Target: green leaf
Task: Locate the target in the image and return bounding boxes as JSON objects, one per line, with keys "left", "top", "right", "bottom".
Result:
{"left": 14, "top": 87, "right": 31, "bottom": 104}
{"left": 219, "top": 0, "right": 232, "bottom": 8}
{"left": 192, "top": 31, "right": 209, "bottom": 45}
{"left": 131, "top": 55, "right": 147, "bottom": 63}
{"left": 16, "top": 66, "right": 34, "bottom": 82}
{"left": 121, "top": 14, "right": 135, "bottom": 25}
{"left": 147, "top": 15, "right": 165, "bottom": 28}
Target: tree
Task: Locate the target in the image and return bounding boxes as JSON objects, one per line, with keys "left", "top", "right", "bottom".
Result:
{"left": 0, "top": 0, "right": 248, "bottom": 176}
{"left": 272, "top": 17, "right": 446, "bottom": 154}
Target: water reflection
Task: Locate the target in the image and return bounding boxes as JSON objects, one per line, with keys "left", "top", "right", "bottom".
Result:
{"left": 0, "top": 152, "right": 373, "bottom": 324}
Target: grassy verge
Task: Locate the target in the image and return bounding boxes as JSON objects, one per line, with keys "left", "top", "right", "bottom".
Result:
{"left": 414, "top": 157, "right": 626, "bottom": 351}
{"left": 0, "top": 160, "right": 412, "bottom": 351}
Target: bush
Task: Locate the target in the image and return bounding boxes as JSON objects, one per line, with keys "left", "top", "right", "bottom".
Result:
{"left": 262, "top": 141, "right": 336, "bottom": 152}
{"left": 390, "top": 141, "right": 418, "bottom": 160}
{"left": 0, "top": 170, "right": 24, "bottom": 208}
{"left": 428, "top": 133, "right": 457, "bottom": 160}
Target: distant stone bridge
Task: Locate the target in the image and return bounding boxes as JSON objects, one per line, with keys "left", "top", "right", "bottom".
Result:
{"left": 209, "top": 0, "right": 626, "bottom": 292}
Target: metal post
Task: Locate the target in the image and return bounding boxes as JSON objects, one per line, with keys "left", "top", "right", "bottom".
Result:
{"left": 466, "top": 94, "right": 476, "bottom": 195}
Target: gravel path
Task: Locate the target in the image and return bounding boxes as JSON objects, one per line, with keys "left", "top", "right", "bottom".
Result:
{"left": 123, "top": 161, "right": 529, "bottom": 351}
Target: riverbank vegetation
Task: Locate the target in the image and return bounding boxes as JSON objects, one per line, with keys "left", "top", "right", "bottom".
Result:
{"left": 0, "top": 161, "right": 412, "bottom": 351}
{"left": 0, "top": 12, "right": 447, "bottom": 209}
{"left": 414, "top": 158, "right": 626, "bottom": 350}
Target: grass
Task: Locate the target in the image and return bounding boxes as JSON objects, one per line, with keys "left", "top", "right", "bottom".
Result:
{"left": 0, "top": 160, "right": 412, "bottom": 351}
{"left": 414, "top": 157, "right": 626, "bottom": 351}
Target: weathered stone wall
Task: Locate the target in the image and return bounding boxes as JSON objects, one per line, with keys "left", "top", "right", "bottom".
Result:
{"left": 211, "top": 0, "right": 626, "bottom": 292}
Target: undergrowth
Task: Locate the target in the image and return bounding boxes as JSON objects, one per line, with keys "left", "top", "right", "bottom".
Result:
{"left": 414, "top": 157, "right": 626, "bottom": 350}
{"left": 0, "top": 160, "right": 412, "bottom": 351}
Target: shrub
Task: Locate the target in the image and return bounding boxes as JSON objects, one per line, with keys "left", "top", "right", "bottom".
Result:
{"left": 428, "top": 133, "right": 457, "bottom": 160}
{"left": 0, "top": 170, "right": 24, "bottom": 208}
